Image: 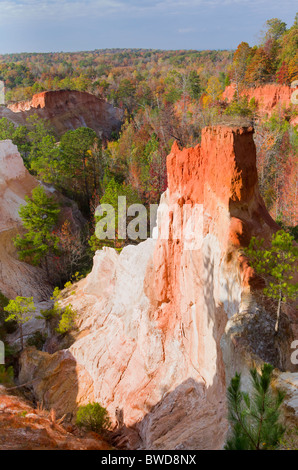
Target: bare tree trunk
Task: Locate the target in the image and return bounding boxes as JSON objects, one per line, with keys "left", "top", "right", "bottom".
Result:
{"left": 275, "top": 288, "right": 282, "bottom": 333}
{"left": 20, "top": 323, "right": 24, "bottom": 351}
{"left": 44, "top": 256, "right": 49, "bottom": 279}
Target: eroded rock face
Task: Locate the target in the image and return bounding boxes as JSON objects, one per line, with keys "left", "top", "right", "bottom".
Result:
{"left": 0, "top": 140, "right": 50, "bottom": 301}
{"left": 0, "top": 140, "right": 85, "bottom": 349}
{"left": 222, "top": 84, "right": 297, "bottom": 125}
{"left": 19, "top": 126, "right": 297, "bottom": 450}
{"left": 274, "top": 373, "right": 298, "bottom": 425}
{"left": 0, "top": 90, "right": 123, "bottom": 139}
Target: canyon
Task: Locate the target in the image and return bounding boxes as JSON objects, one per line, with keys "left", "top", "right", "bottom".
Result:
{"left": 0, "top": 90, "right": 123, "bottom": 139}
{"left": 13, "top": 124, "right": 297, "bottom": 449}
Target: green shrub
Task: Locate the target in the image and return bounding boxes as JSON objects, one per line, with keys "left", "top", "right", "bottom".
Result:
{"left": 56, "top": 305, "right": 77, "bottom": 335}
{"left": 76, "top": 402, "right": 111, "bottom": 434}
{"left": 37, "top": 305, "right": 60, "bottom": 323}
{"left": 0, "top": 365, "right": 14, "bottom": 385}
{"left": 51, "top": 286, "right": 61, "bottom": 300}
{"left": 224, "top": 96, "right": 254, "bottom": 118}
{"left": 38, "top": 286, "right": 77, "bottom": 336}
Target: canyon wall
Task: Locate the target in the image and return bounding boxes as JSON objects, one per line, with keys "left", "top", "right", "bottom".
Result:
{"left": 222, "top": 84, "right": 298, "bottom": 126}
{"left": 19, "top": 125, "right": 297, "bottom": 449}
{"left": 0, "top": 140, "right": 50, "bottom": 301}
{"left": 0, "top": 90, "right": 123, "bottom": 139}
{"left": 0, "top": 140, "right": 85, "bottom": 348}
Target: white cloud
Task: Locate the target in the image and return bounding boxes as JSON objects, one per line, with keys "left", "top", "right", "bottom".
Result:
{"left": 0, "top": 0, "right": 125, "bottom": 23}
{"left": 0, "top": 0, "right": 295, "bottom": 24}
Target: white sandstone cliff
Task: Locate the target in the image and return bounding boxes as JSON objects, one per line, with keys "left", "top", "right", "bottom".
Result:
{"left": 19, "top": 126, "right": 298, "bottom": 450}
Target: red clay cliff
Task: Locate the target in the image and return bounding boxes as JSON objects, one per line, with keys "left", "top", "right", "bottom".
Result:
{"left": 222, "top": 83, "right": 298, "bottom": 126}
{"left": 0, "top": 90, "right": 123, "bottom": 139}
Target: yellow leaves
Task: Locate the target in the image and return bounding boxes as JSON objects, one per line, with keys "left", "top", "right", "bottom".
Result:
{"left": 205, "top": 76, "right": 223, "bottom": 104}
{"left": 106, "top": 140, "right": 120, "bottom": 161}
{"left": 202, "top": 94, "right": 212, "bottom": 108}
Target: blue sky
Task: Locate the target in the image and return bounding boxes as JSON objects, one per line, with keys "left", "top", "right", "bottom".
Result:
{"left": 0, "top": 0, "right": 296, "bottom": 53}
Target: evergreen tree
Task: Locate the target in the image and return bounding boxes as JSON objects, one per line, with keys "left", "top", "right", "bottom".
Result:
{"left": 187, "top": 70, "right": 202, "bottom": 100}
{"left": 245, "top": 230, "right": 298, "bottom": 333}
{"left": 14, "top": 186, "right": 60, "bottom": 276}
{"left": 26, "top": 114, "right": 55, "bottom": 162}
{"left": 59, "top": 127, "right": 101, "bottom": 210}
{"left": 0, "top": 119, "right": 30, "bottom": 161}
{"left": 11, "top": 125, "right": 31, "bottom": 160}
{"left": 29, "top": 134, "right": 60, "bottom": 184}
{"left": 225, "top": 363, "right": 286, "bottom": 450}
{"left": 89, "top": 177, "right": 141, "bottom": 251}
{"left": 0, "top": 117, "right": 15, "bottom": 140}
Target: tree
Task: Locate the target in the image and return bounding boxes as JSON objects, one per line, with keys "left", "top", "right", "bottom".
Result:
{"left": 245, "top": 230, "right": 298, "bottom": 333}
{"left": 245, "top": 47, "right": 274, "bottom": 85}
{"left": 14, "top": 186, "right": 60, "bottom": 277}
{"left": 231, "top": 42, "right": 251, "bottom": 97}
{"left": 187, "top": 70, "right": 201, "bottom": 100}
{"left": 117, "top": 78, "right": 137, "bottom": 115}
{"left": 54, "top": 220, "right": 87, "bottom": 282}
{"left": 0, "top": 117, "right": 15, "bottom": 140}
{"left": 276, "top": 61, "right": 290, "bottom": 85}
{"left": 262, "top": 18, "right": 287, "bottom": 42}
{"left": 225, "top": 363, "right": 286, "bottom": 450}
{"left": 26, "top": 114, "right": 55, "bottom": 162}
{"left": 59, "top": 127, "right": 101, "bottom": 210}
{"left": 11, "top": 125, "right": 30, "bottom": 160}
{"left": 4, "top": 297, "right": 36, "bottom": 350}
{"left": 89, "top": 177, "right": 141, "bottom": 251}
{"left": 29, "top": 134, "right": 60, "bottom": 184}
{"left": 0, "top": 119, "right": 30, "bottom": 161}
{"left": 204, "top": 76, "right": 223, "bottom": 105}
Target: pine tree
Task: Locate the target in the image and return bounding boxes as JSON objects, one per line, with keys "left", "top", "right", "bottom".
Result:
{"left": 14, "top": 186, "right": 60, "bottom": 276}
{"left": 26, "top": 114, "right": 54, "bottom": 162}
{"left": 225, "top": 363, "right": 286, "bottom": 450}
{"left": 245, "top": 230, "right": 298, "bottom": 333}
{"left": 59, "top": 127, "right": 101, "bottom": 211}
{"left": 89, "top": 177, "right": 141, "bottom": 251}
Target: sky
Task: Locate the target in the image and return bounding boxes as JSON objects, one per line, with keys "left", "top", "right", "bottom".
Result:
{"left": 0, "top": 0, "right": 296, "bottom": 53}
